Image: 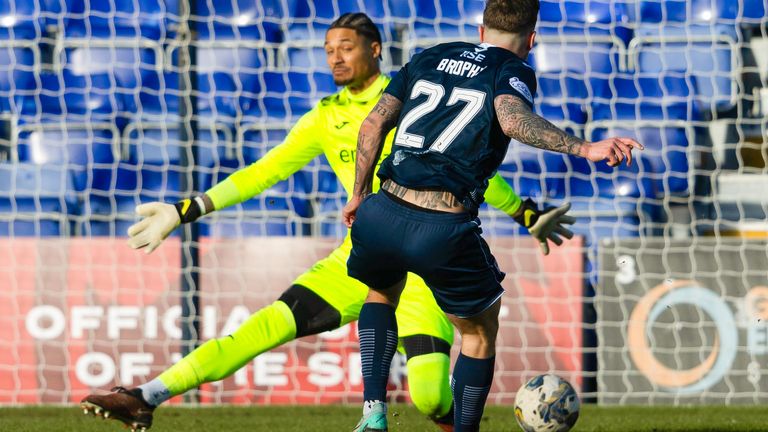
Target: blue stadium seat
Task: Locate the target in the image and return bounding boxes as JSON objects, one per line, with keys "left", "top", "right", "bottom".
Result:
{"left": 60, "top": 45, "right": 160, "bottom": 90}
{"left": 408, "top": 0, "right": 486, "bottom": 39}
{"left": 60, "top": 45, "right": 161, "bottom": 113}
{"left": 284, "top": 47, "right": 339, "bottom": 114}
{"left": 498, "top": 145, "right": 568, "bottom": 203}
{"left": 529, "top": 41, "right": 617, "bottom": 125}
{"left": 63, "top": 0, "right": 173, "bottom": 39}
{"left": 123, "top": 125, "right": 230, "bottom": 169}
{"left": 0, "top": 163, "right": 77, "bottom": 236}
{"left": 0, "top": 45, "right": 36, "bottom": 114}
{"left": 539, "top": 0, "right": 617, "bottom": 24}
{"left": 18, "top": 71, "right": 123, "bottom": 123}
{"left": 285, "top": 0, "right": 389, "bottom": 42}
{"left": 240, "top": 127, "right": 290, "bottom": 164}
{"left": 81, "top": 163, "right": 185, "bottom": 236}
{"left": 590, "top": 74, "right": 699, "bottom": 196}
{"left": 139, "top": 47, "right": 266, "bottom": 123}
{"left": 639, "top": 0, "right": 766, "bottom": 23}
{"left": 567, "top": 154, "right": 658, "bottom": 211}
{"left": 15, "top": 127, "right": 117, "bottom": 169}
{"left": 632, "top": 24, "right": 739, "bottom": 114}
{"left": 193, "top": 0, "right": 283, "bottom": 43}
{"left": 0, "top": 1, "right": 43, "bottom": 39}
{"left": 537, "top": 0, "right": 633, "bottom": 42}
{"left": 536, "top": 104, "right": 587, "bottom": 135}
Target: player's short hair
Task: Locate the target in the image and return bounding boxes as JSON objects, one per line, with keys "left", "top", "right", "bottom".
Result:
{"left": 483, "top": 0, "right": 540, "bottom": 34}
{"left": 328, "top": 12, "right": 382, "bottom": 45}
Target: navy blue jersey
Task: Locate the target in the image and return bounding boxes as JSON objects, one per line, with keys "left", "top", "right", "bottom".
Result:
{"left": 377, "top": 41, "right": 537, "bottom": 211}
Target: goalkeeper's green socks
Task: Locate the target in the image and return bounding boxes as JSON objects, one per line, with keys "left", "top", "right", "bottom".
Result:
{"left": 138, "top": 300, "right": 297, "bottom": 406}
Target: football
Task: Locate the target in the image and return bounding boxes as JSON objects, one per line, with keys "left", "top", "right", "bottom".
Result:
{"left": 514, "top": 374, "right": 580, "bottom": 432}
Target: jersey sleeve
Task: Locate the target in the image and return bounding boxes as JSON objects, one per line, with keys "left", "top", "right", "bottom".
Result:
{"left": 383, "top": 62, "right": 410, "bottom": 102}
{"left": 205, "top": 106, "right": 325, "bottom": 210}
{"left": 484, "top": 172, "right": 522, "bottom": 216}
{"left": 494, "top": 59, "right": 537, "bottom": 108}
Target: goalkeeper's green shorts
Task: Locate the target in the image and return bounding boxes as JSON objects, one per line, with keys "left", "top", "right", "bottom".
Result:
{"left": 292, "top": 236, "right": 454, "bottom": 345}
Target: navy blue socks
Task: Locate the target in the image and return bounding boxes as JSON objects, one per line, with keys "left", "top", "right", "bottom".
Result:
{"left": 451, "top": 353, "right": 495, "bottom": 432}
{"left": 358, "top": 302, "right": 399, "bottom": 403}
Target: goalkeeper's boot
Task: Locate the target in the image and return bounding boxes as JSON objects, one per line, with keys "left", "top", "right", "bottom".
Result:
{"left": 80, "top": 386, "right": 155, "bottom": 432}
{"left": 353, "top": 402, "right": 388, "bottom": 432}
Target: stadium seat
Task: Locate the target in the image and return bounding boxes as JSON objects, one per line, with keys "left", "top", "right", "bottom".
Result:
{"left": 410, "top": 0, "right": 486, "bottom": 39}
{"left": 631, "top": 24, "right": 740, "bottom": 114}
{"left": 590, "top": 74, "right": 700, "bottom": 196}
{"left": 536, "top": 104, "right": 587, "bottom": 136}
{"left": 123, "top": 125, "right": 231, "bottom": 169}
{"left": 394, "top": 0, "right": 485, "bottom": 58}
{"left": 0, "top": 45, "right": 36, "bottom": 114}
{"left": 539, "top": 0, "right": 617, "bottom": 24}
{"left": 498, "top": 144, "right": 568, "bottom": 203}
{"left": 239, "top": 126, "right": 290, "bottom": 164}
{"left": 15, "top": 127, "right": 117, "bottom": 169}
{"left": 283, "top": 47, "right": 339, "bottom": 114}
{"left": 193, "top": 0, "right": 283, "bottom": 43}
{"left": 138, "top": 47, "right": 267, "bottom": 124}
{"left": 203, "top": 217, "right": 304, "bottom": 237}
{"left": 284, "top": 0, "right": 389, "bottom": 42}
{"left": 62, "top": 0, "right": 174, "bottom": 39}
{"left": 81, "top": 162, "right": 185, "bottom": 236}
{"left": 537, "top": 0, "right": 633, "bottom": 43}
{"left": 18, "top": 71, "right": 123, "bottom": 124}
{"left": 0, "top": 1, "right": 43, "bottom": 39}
{"left": 60, "top": 45, "right": 160, "bottom": 89}
{"left": 639, "top": 0, "right": 767, "bottom": 23}
{"left": 528, "top": 40, "right": 617, "bottom": 127}
{"left": 0, "top": 163, "right": 77, "bottom": 236}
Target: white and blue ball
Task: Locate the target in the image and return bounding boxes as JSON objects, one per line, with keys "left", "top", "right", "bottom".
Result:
{"left": 514, "top": 374, "right": 580, "bottom": 432}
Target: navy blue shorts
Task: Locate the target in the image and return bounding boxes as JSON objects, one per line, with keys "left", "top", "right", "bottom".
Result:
{"left": 347, "top": 192, "right": 505, "bottom": 318}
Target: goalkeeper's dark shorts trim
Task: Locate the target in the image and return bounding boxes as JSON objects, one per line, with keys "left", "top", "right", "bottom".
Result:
{"left": 279, "top": 284, "right": 342, "bottom": 338}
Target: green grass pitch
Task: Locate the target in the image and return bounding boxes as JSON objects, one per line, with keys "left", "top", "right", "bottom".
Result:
{"left": 1, "top": 405, "right": 767, "bottom": 431}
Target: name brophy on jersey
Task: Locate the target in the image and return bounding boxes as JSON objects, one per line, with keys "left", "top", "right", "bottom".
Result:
{"left": 376, "top": 41, "right": 537, "bottom": 211}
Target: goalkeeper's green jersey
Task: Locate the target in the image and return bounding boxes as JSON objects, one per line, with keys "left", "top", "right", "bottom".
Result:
{"left": 206, "top": 74, "right": 522, "bottom": 216}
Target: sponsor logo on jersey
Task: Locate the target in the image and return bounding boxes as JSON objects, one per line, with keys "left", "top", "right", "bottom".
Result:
{"left": 334, "top": 121, "right": 349, "bottom": 129}
{"left": 509, "top": 77, "right": 533, "bottom": 103}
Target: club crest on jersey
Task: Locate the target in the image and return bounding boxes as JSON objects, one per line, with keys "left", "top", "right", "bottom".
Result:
{"left": 393, "top": 150, "right": 407, "bottom": 166}
{"left": 509, "top": 77, "right": 533, "bottom": 103}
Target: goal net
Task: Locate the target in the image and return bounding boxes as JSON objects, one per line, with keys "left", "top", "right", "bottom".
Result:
{"left": 1, "top": 0, "right": 767, "bottom": 406}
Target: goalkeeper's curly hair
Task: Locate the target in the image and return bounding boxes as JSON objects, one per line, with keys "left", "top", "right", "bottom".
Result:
{"left": 483, "top": 0, "right": 540, "bottom": 34}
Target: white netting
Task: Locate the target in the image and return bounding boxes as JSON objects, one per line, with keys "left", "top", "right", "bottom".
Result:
{"left": 0, "top": 0, "right": 767, "bottom": 406}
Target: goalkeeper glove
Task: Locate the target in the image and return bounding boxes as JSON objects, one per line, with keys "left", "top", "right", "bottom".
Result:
{"left": 513, "top": 198, "right": 576, "bottom": 256}
{"left": 127, "top": 197, "right": 206, "bottom": 254}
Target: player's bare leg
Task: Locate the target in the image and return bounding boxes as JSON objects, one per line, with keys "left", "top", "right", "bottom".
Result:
{"left": 80, "top": 386, "right": 155, "bottom": 431}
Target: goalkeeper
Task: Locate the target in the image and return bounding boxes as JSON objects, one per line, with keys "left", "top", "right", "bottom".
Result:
{"left": 80, "top": 12, "right": 574, "bottom": 432}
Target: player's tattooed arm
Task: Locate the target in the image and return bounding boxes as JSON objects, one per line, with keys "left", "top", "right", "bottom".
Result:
{"left": 494, "top": 94, "right": 586, "bottom": 157}
{"left": 352, "top": 93, "right": 403, "bottom": 198}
